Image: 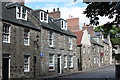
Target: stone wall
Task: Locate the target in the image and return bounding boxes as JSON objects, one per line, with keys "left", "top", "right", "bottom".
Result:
{"left": 39, "top": 27, "right": 77, "bottom": 76}
{"left": 0, "top": 21, "right": 3, "bottom": 80}
{"left": 2, "top": 21, "right": 40, "bottom": 78}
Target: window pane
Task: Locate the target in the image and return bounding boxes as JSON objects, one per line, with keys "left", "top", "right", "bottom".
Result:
{"left": 44, "top": 13, "right": 47, "bottom": 21}
{"left": 49, "top": 32, "right": 53, "bottom": 46}
{"left": 24, "top": 29, "right": 30, "bottom": 46}
{"left": 2, "top": 24, "right": 10, "bottom": 43}
{"left": 61, "top": 21, "right": 64, "bottom": 29}
{"left": 24, "top": 55, "right": 30, "bottom": 72}
{"left": 22, "top": 8, "right": 27, "bottom": 19}
{"left": 49, "top": 54, "right": 54, "bottom": 64}
{"left": 41, "top": 12, "right": 43, "bottom": 20}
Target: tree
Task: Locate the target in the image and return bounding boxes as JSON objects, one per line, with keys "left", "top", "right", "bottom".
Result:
{"left": 94, "top": 25, "right": 120, "bottom": 38}
{"left": 83, "top": 2, "right": 120, "bottom": 27}
{"left": 94, "top": 25, "right": 120, "bottom": 46}
{"left": 84, "top": 2, "right": 120, "bottom": 46}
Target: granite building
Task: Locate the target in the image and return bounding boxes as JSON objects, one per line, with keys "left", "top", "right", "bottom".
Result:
{"left": 32, "top": 9, "right": 78, "bottom": 77}
{"left": 0, "top": 2, "right": 78, "bottom": 79}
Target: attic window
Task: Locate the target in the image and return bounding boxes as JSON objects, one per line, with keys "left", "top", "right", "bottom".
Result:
{"left": 40, "top": 11, "right": 48, "bottom": 23}
{"left": 16, "top": 6, "right": 27, "bottom": 20}
{"left": 61, "top": 20, "right": 67, "bottom": 30}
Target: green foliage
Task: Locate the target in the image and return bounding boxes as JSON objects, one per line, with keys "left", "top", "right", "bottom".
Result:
{"left": 84, "top": 2, "right": 120, "bottom": 26}
{"left": 94, "top": 24, "right": 120, "bottom": 37}
{"left": 114, "top": 54, "right": 120, "bottom": 60}
{"left": 111, "top": 38, "right": 120, "bottom": 45}
{"left": 84, "top": 2, "right": 120, "bottom": 45}
{"left": 94, "top": 25, "right": 120, "bottom": 45}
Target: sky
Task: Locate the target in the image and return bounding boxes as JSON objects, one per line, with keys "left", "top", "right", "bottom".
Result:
{"left": 25, "top": 0, "right": 114, "bottom": 29}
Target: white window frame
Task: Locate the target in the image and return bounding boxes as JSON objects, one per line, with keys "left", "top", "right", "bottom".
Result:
{"left": 24, "top": 55, "right": 30, "bottom": 72}
{"left": 69, "top": 37, "right": 72, "bottom": 50}
{"left": 2, "top": 23, "right": 10, "bottom": 43}
{"left": 16, "top": 6, "right": 27, "bottom": 20}
{"left": 48, "top": 31, "right": 54, "bottom": 47}
{"left": 64, "top": 55, "right": 67, "bottom": 68}
{"left": 24, "top": 29, "right": 30, "bottom": 46}
{"left": 49, "top": 54, "right": 55, "bottom": 71}
{"left": 69, "top": 56, "right": 73, "bottom": 68}
{"left": 93, "top": 57, "right": 96, "bottom": 64}
{"left": 40, "top": 11, "right": 48, "bottom": 23}
{"left": 98, "top": 47, "right": 100, "bottom": 52}
{"left": 61, "top": 20, "right": 67, "bottom": 30}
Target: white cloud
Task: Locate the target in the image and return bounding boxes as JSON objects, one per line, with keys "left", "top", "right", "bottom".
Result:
{"left": 42, "top": 6, "right": 89, "bottom": 29}
{"left": 30, "top": 2, "right": 114, "bottom": 29}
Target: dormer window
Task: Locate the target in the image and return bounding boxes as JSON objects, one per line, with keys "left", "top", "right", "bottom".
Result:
{"left": 40, "top": 11, "right": 48, "bottom": 23}
{"left": 61, "top": 20, "right": 67, "bottom": 30}
{"left": 16, "top": 6, "right": 27, "bottom": 20}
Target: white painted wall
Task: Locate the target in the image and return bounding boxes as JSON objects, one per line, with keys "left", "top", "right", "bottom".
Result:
{"left": 81, "top": 30, "right": 91, "bottom": 46}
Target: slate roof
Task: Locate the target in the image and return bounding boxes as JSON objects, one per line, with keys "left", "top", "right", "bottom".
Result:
{"left": 32, "top": 10, "right": 76, "bottom": 37}
{"left": 0, "top": 2, "right": 40, "bottom": 31}
{"left": 103, "top": 39, "right": 109, "bottom": 44}
{"left": 90, "top": 37, "right": 104, "bottom": 47}
{"left": 1, "top": 2, "right": 76, "bottom": 37}
{"left": 73, "top": 30, "right": 83, "bottom": 46}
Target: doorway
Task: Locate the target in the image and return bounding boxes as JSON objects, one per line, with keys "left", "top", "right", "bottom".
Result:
{"left": 57, "top": 55, "right": 61, "bottom": 74}
{"left": 78, "top": 58, "right": 80, "bottom": 71}
{"left": 2, "top": 57, "right": 10, "bottom": 80}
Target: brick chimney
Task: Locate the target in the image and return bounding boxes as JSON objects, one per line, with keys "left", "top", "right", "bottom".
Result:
{"left": 1, "top": 0, "right": 25, "bottom": 4}
{"left": 66, "top": 17, "right": 80, "bottom": 32}
{"left": 48, "top": 8, "right": 61, "bottom": 18}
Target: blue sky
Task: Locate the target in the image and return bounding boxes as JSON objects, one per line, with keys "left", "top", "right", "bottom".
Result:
{"left": 25, "top": 0, "right": 114, "bottom": 28}
{"left": 25, "top": 2, "right": 87, "bottom": 9}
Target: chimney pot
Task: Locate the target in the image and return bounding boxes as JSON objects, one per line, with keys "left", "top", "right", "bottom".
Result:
{"left": 47, "top": 10, "right": 49, "bottom": 13}
{"left": 57, "top": 8, "right": 59, "bottom": 11}
{"left": 84, "top": 23, "right": 86, "bottom": 26}
{"left": 53, "top": 8, "right": 55, "bottom": 12}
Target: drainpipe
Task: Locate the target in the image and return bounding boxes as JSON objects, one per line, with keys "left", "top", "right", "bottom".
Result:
{"left": 80, "top": 44, "right": 82, "bottom": 71}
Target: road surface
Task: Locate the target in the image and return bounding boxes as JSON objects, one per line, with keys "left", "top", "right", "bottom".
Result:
{"left": 60, "top": 65, "right": 115, "bottom": 78}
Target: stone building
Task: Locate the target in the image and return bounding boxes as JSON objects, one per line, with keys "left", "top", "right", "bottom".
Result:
{"left": 74, "top": 29, "right": 91, "bottom": 71}
{"left": 32, "top": 8, "right": 78, "bottom": 77}
{"left": 90, "top": 37, "right": 104, "bottom": 68}
{"left": 0, "top": 2, "right": 78, "bottom": 79}
{"left": 67, "top": 16, "right": 112, "bottom": 71}
{"left": 0, "top": 2, "right": 41, "bottom": 79}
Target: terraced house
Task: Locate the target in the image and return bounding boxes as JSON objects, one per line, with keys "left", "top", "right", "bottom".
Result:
{"left": 0, "top": 2, "right": 41, "bottom": 80}
{"left": 32, "top": 8, "right": 78, "bottom": 77}
{"left": 67, "top": 17, "right": 112, "bottom": 71}
{"left": 0, "top": 1, "right": 78, "bottom": 80}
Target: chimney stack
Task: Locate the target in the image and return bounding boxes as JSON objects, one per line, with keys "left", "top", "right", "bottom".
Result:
{"left": 57, "top": 8, "right": 59, "bottom": 11}
{"left": 48, "top": 8, "right": 61, "bottom": 18}
{"left": 66, "top": 17, "right": 80, "bottom": 32}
